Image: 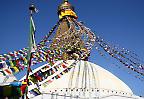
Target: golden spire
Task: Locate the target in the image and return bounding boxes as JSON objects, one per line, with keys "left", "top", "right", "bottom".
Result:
{"left": 63, "top": 0, "right": 68, "bottom": 2}
{"left": 57, "top": 0, "right": 77, "bottom": 19}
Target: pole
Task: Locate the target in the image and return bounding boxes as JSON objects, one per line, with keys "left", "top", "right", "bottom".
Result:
{"left": 25, "top": 4, "right": 37, "bottom": 98}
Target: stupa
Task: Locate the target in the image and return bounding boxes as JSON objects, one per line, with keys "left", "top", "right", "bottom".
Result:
{"left": 25, "top": 0, "right": 143, "bottom": 98}
{"left": 0, "top": 0, "right": 143, "bottom": 99}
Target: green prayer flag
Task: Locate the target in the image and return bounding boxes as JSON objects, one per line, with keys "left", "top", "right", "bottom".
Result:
{"left": 27, "top": 16, "right": 37, "bottom": 61}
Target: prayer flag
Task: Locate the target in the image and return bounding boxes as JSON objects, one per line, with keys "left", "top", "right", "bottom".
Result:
{"left": 29, "top": 88, "right": 41, "bottom": 96}
{"left": 10, "top": 66, "right": 19, "bottom": 73}
{"left": 27, "top": 16, "right": 37, "bottom": 61}
{"left": 3, "top": 69, "right": 12, "bottom": 75}
{"left": 0, "top": 61, "right": 7, "bottom": 69}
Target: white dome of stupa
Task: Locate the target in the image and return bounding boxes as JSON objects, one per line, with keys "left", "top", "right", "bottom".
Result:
{"left": 28, "top": 60, "right": 143, "bottom": 99}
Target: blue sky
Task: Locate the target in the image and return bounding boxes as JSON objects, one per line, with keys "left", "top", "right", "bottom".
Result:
{"left": 0, "top": 0, "right": 144, "bottom": 96}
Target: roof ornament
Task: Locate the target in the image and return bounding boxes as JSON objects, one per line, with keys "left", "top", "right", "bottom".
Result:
{"left": 58, "top": 0, "right": 77, "bottom": 19}
{"left": 29, "top": 4, "right": 38, "bottom": 15}
{"left": 63, "top": 0, "right": 68, "bottom": 2}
